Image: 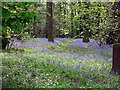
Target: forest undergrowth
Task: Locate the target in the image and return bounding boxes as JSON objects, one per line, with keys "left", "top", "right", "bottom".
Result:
{"left": 1, "top": 38, "right": 120, "bottom": 88}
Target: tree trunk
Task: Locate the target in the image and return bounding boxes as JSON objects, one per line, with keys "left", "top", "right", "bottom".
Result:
{"left": 63, "top": 2, "right": 66, "bottom": 37}
{"left": 33, "top": 17, "right": 38, "bottom": 38}
{"left": 77, "top": 1, "right": 81, "bottom": 37}
{"left": 2, "top": 31, "right": 10, "bottom": 50}
{"left": 112, "top": 44, "right": 120, "bottom": 75}
{"left": 82, "top": 2, "right": 90, "bottom": 42}
{"left": 2, "top": 37, "right": 9, "bottom": 50}
{"left": 111, "top": 30, "right": 120, "bottom": 75}
{"left": 82, "top": 30, "right": 90, "bottom": 42}
{"left": 33, "top": 4, "right": 39, "bottom": 38}
{"left": 58, "top": 2, "right": 61, "bottom": 37}
{"left": 71, "top": 10, "right": 74, "bottom": 37}
{"left": 2, "top": 40, "right": 8, "bottom": 49}
{"left": 113, "top": 1, "right": 120, "bottom": 28}
{"left": 70, "top": 3, "right": 74, "bottom": 38}
{"left": 46, "top": 1, "right": 54, "bottom": 42}
{"left": 111, "top": 1, "right": 120, "bottom": 75}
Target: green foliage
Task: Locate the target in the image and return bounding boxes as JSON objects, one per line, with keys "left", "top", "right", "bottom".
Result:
{"left": 52, "top": 2, "right": 115, "bottom": 42}
{"left": 2, "top": 2, "right": 116, "bottom": 46}
{"left": 2, "top": 2, "right": 38, "bottom": 49}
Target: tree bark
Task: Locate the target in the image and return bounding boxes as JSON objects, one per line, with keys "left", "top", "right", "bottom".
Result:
{"left": 112, "top": 44, "right": 120, "bottom": 75}
{"left": 2, "top": 34, "right": 9, "bottom": 50}
{"left": 82, "top": 2, "right": 90, "bottom": 42}
{"left": 46, "top": 1, "right": 54, "bottom": 42}
{"left": 58, "top": 2, "right": 61, "bottom": 37}
{"left": 112, "top": 30, "right": 120, "bottom": 75}
{"left": 111, "top": 1, "right": 120, "bottom": 75}
{"left": 33, "top": 17, "right": 38, "bottom": 38}
{"left": 77, "top": 1, "right": 81, "bottom": 37}
{"left": 63, "top": 2, "right": 66, "bottom": 37}
{"left": 113, "top": 1, "right": 120, "bottom": 28}
{"left": 32, "top": 4, "right": 38, "bottom": 38}
{"left": 70, "top": 3, "right": 74, "bottom": 38}
{"left": 82, "top": 30, "right": 90, "bottom": 42}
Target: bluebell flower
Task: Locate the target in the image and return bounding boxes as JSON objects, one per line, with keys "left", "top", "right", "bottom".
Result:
{"left": 46, "top": 58, "right": 50, "bottom": 62}
{"left": 82, "top": 70, "right": 87, "bottom": 75}
{"left": 75, "top": 65, "right": 80, "bottom": 71}
{"left": 11, "top": 38, "right": 17, "bottom": 41}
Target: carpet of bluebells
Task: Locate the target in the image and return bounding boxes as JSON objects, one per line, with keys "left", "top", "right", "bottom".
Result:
{"left": 1, "top": 38, "right": 120, "bottom": 88}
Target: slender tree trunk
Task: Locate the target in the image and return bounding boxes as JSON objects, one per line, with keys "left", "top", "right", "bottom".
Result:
{"left": 77, "top": 1, "right": 84, "bottom": 38}
{"left": 45, "top": 25, "right": 48, "bottom": 38}
{"left": 46, "top": 1, "right": 54, "bottom": 42}
{"left": 58, "top": 2, "right": 61, "bottom": 37}
{"left": 33, "top": 4, "right": 39, "bottom": 38}
{"left": 74, "top": 3, "right": 77, "bottom": 37}
{"left": 70, "top": 3, "right": 74, "bottom": 38}
{"left": 33, "top": 17, "right": 37, "bottom": 38}
{"left": 71, "top": 10, "right": 74, "bottom": 37}
{"left": 82, "top": 2, "right": 90, "bottom": 42}
{"left": 77, "top": 1, "right": 81, "bottom": 37}
{"left": 63, "top": 2, "right": 66, "bottom": 37}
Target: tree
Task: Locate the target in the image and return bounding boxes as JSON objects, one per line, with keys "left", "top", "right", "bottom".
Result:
{"left": 70, "top": 2, "right": 74, "bottom": 38}
{"left": 33, "top": 4, "right": 40, "bottom": 38}
{"left": 2, "top": 2, "right": 38, "bottom": 49}
{"left": 46, "top": 0, "right": 54, "bottom": 42}
{"left": 111, "top": 1, "right": 120, "bottom": 75}
{"left": 82, "top": 2, "right": 90, "bottom": 42}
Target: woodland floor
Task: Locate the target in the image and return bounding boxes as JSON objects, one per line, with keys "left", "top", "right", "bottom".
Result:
{"left": 1, "top": 38, "right": 120, "bottom": 88}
